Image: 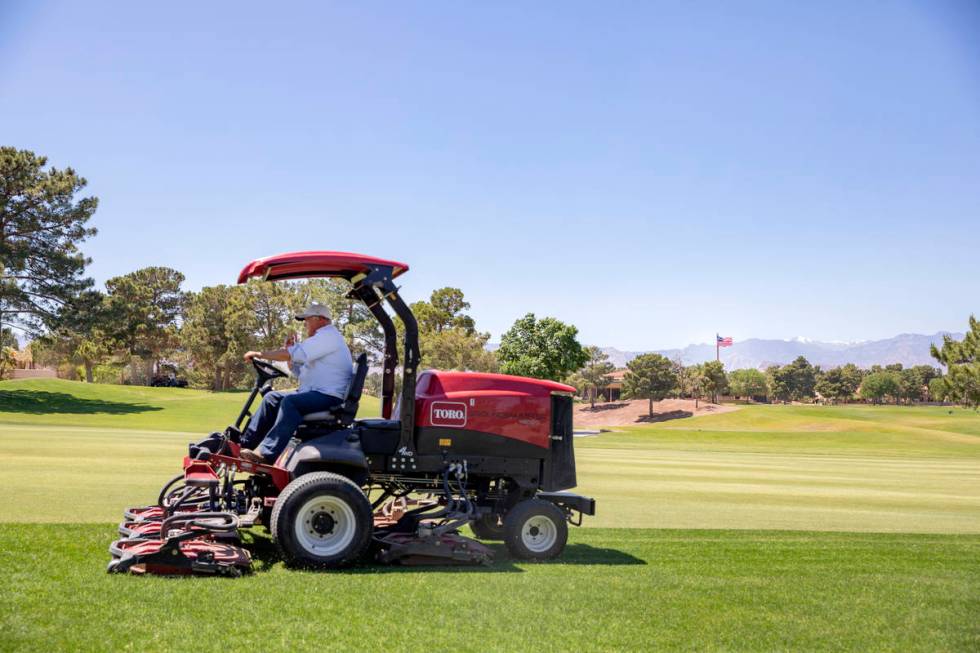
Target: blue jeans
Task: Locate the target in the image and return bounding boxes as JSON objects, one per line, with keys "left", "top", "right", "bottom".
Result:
{"left": 241, "top": 390, "right": 342, "bottom": 460}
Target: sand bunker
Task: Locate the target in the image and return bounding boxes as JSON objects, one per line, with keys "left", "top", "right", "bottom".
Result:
{"left": 574, "top": 398, "right": 738, "bottom": 427}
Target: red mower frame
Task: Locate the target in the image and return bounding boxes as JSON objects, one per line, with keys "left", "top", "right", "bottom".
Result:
{"left": 109, "top": 251, "right": 594, "bottom": 574}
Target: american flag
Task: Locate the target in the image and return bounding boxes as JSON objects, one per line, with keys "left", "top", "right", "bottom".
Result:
{"left": 717, "top": 335, "right": 733, "bottom": 347}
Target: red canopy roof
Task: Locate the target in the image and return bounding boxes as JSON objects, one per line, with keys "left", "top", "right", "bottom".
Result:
{"left": 237, "top": 251, "right": 410, "bottom": 284}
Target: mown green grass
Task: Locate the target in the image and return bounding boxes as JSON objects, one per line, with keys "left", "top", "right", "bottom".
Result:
{"left": 1, "top": 526, "right": 977, "bottom": 652}
{"left": 590, "top": 403, "right": 980, "bottom": 457}
{"left": 1, "top": 382, "right": 978, "bottom": 531}
{"left": 1, "top": 380, "right": 979, "bottom": 651}
{"left": 576, "top": 403, "right": 980, "bottom": 532}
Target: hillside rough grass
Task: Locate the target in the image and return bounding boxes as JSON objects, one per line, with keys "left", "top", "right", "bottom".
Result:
{"left": 1, "top": 380, "right": 978, "bottom": 651}
{"left": 0, "top": 378, "right": 381, "bottom": 431}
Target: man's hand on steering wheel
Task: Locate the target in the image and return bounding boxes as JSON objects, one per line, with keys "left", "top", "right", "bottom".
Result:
{"left": 243, "top": 349, "right": 291, "bottom": 380}
{"left": 249, "top": 356, "right": 288, "bottom": 380}
{"left": 243, "top": 348, "right": 291, "bottom": 363}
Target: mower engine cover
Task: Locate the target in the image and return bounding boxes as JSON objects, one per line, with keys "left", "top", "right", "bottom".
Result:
{"left": 415, "top": 371, "right": 573, "bottom": 448}
{"left": 412, "top": 371, "right": 578, "bottom": 490}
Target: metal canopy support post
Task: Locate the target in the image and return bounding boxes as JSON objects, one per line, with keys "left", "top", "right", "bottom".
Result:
{"left": 349, "top": 281, "right": 398, "bottom": 420}
{"left": 350, "top": 265, "right": 421, "bottom": 451}
{"left": 383, "top": 288, "right": 420, "bottom": 452}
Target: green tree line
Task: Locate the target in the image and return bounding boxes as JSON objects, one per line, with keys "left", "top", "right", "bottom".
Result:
{"left": 3, "top": 147, "right": 977, "bottom": 406}
{"left": 567, "top": 325, "right": 980, "bottom": 413}
{"left": 1, "top": 146, "right": 599, "bottom": 390}
{"left": 19, "top": 270, "right": 592, "bottom": 391}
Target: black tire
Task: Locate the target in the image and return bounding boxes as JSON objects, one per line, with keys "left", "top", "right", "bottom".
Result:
{"left": 271, "top": 472, "right": 373, "bottom": 568}
{"left": 503, "top": 499, "right": 568, "bottom": 561}
{"left": 470, "top": 512, "right": 506, "bottom": 541}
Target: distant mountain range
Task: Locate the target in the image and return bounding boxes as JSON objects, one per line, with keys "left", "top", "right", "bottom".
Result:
{"left": 598, "top": 332, "right": 961, "bottom": 370}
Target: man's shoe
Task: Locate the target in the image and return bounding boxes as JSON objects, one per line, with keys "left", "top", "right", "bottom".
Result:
{"left": 224, "top": 426, "right": 243, "bottom": 444}
{"left": 239, "top": 449, "right": 268, "bottom": 464}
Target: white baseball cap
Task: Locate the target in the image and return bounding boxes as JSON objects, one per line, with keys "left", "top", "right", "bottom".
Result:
{"left": 294, "top": 302, "right": 331, "bottom": 321}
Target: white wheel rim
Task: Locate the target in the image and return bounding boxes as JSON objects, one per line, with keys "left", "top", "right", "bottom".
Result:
{"left": 294, "top": 495, "right": 357, "bottom": 557}
{"left": 521, "top": 515, "right": 558, "bottom": 553}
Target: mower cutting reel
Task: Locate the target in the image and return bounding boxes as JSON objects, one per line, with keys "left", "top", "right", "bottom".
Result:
{"left": 108, "top": 512, "right": 252, "bottom": 576}
{"left": 375, "top": 532, "right": 493, "bottom": 566}
{"left": 110, "top": 251, "right": 595, "bottom": 576}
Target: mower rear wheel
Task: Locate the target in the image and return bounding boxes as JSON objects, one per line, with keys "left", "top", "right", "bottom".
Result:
{"left": 470, "top": 513, "right": 506, "bottom": 541}
{"left": 271, "top": 472, "right": 372, "bottom": 568}
{"left": 503, "top": 499, "right": 567, "bottom": 561}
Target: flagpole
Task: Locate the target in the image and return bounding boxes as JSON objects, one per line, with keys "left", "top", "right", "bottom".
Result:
{"left": 716, "top": 334, "right": 719, "bottom": 362}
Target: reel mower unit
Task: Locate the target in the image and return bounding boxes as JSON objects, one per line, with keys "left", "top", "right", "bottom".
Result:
{"left": 109, "top": 251, "right": 595, "bottom": 575}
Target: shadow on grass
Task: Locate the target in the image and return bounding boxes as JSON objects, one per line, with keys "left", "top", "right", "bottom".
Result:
{"left": 242, "top": 530, "right": 645, "bottom": 575}
{"left": 556, "top": 543, "right": 647, "bottom": 566}
{"left": 580, "top": 402, "right": 631, "bottom": 413}
{"left": 0, "top": 390, "right": 162, "bottom": 415}
{"left": 635, "top": 410, "right": 693, "bottom": 423}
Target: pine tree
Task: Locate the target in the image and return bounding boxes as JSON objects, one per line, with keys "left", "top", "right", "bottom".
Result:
{"left": 0, "top": 147, "right": 98, "bottom": 334}
{"left": 931, "top": 316, "right": 980, "bottom": 408}
{"left": 623, "top": 353, "right": 677, "bottom": 417}
{"left": 579, "top": 346, "right": 615, "bottom": 408}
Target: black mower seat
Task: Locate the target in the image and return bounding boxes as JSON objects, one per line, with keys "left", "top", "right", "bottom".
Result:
{"left": 300, "top": 353, "right": 368, "bottom": 427}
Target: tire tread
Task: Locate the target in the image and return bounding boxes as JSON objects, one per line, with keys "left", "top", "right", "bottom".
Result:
{"left": 503, "top": 498, "right": 568, "bottom": 561}
{"left": 271, "top": 471, "right": 372, "bottom": 568}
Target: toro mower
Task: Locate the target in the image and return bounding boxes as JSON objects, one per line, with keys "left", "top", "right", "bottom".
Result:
{"left": 108, "top": 251, "right": 595, "bottom": 575}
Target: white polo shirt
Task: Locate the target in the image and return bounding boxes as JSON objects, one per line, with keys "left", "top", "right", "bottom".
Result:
{"left": 287, "top": 325, "right": 354, "bottom": 398}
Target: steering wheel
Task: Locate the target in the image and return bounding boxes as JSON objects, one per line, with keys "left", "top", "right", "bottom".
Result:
{"left": 251, "top": 357, "right": 288, "bottom": 381}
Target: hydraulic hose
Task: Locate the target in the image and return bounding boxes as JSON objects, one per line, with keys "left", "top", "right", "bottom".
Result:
{"left": 160, "top": 511, "right": 239, "bottom": 536}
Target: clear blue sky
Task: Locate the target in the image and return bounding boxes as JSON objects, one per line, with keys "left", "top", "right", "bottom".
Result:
{"left": 2, "top": 1, "right": 978, "bottom": 349}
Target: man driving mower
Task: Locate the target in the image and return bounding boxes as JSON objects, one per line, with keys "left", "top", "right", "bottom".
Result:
{"left": 238, "top": 301, "right": 353, "bottom": 464}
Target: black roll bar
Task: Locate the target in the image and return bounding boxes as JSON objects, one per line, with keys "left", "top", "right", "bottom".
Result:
{"left": 350, "top": 266, "right": 421, "bottom": 451}
{"left": 385, "top": 289, "right": 420, "bottom": 451}
{"left": 349, "top": 282, "right": 398, "bottom": 420}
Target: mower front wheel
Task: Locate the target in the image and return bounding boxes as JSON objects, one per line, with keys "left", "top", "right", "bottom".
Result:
{"left": 271, "top": 472, "right": 373, "bottom": 569}
{"left": 503, "top": 499, "right": 567, "bottom": 561}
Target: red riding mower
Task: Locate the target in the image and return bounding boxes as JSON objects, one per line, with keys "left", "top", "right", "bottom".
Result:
{"left": 108, "top": 252, "right": 595, "bottom": 575}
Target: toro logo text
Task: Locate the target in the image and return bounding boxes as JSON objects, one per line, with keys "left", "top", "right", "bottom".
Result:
{"left": 430, "top": 401, "right": 467, "bottom": 428}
